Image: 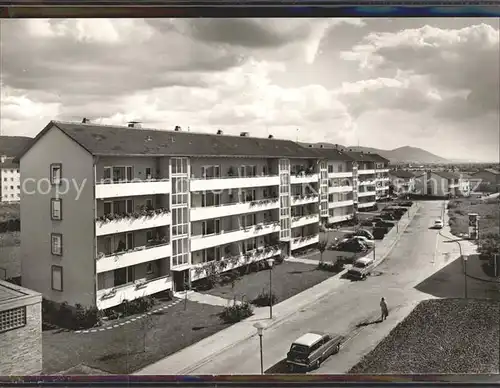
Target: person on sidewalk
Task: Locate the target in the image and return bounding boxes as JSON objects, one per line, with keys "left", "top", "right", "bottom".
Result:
{"left": 380, "top": 297, "right": 389, "bottom": 321}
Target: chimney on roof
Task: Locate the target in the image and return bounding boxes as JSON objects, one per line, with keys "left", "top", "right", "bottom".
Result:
{"left": 334, "top": 144, "right": 339, "bottom": 150}
{"left": 308, "top": 144, "right": 313, "bottom": 148}
{"left": 82, "top": 117, "right": 90, "bottom": 124}
{"left": 128, "top": 121, "right": 142, "bottom": 129}
{"left": 217, "top": 129, "right": 224, "bottom": 135}
{"left": 319, "top": 145, "right": 324, "bottom": 148}
{"left": 240, "top": 132, "right": 249, "bottom": 137}
{"left": 268, "top": 134, "right": 274, "bottom": 139}
{"left": 174, "top": 125, "right": 181, "bottom": 132}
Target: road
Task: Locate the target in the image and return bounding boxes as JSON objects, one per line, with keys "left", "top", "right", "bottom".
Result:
{"left": 186, "top": 200, "right": 468, "bottom": 374}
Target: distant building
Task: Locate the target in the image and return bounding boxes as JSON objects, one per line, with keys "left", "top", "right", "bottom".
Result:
{"left": 389, "top": 170, "right": 416, "bottom": 195}
{"left": 414, "top": 171, "right": 463, "bottom": 198}
{"left": 0, "top": 279, "right": 42, "bottom": 375}
{"left": 0, "top": 156, "right": 20, "bottom": 202}
{"left": 468, "top": 169, "right": 500, "bottom": 193}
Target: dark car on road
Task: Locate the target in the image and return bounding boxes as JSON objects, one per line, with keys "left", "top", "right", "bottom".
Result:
{"left": 287, "top": 332, "right": 344, "bottom": 371}
{"left": 399, "top": 201, "right": 413, "bottom": 207}
{"left": 353, "top": 229, "right": 374, "bottom": 240}
{"left": 372, "top": 227, "right": 387, "bottom": 240}
{"left": 380, "top": 213, "right": 396, "bottom": 221}
{"left": 335, "top": 239, "right": 368, "bottom": 253}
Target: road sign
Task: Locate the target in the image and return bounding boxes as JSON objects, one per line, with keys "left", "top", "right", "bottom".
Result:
{"left": 468, "top": 213, "right": 479, "bottom": 240}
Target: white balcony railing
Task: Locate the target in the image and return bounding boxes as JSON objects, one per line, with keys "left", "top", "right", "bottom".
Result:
{"left": 190, "top": 198, "right": 279, "bottom": 222}
{"left": 291, "top": 234, "right": 319, "bottom": 251}
{"left": 291, "top": 195, "right": 319, "bottom": 206}
{"left": 190, "top": 175, "right": 279, "bottom": 192}
{"left": 95, "top": 179, "right": 170, "bottom": 199}
{"left": 96, "top": 210, "right": 171, "bottom": 236}
{"left": 291, "top": 174, "right": 319, "bottom": 185}
{"left": 358, "top": 201, "right": 377, "bottom": 208}
{"left": 328, "top": 214, "right": 353, "bottom": 224}
{"left": 291, "top": 214, "right": 320, "bottom": 228}
{"left": 359, "top": 180, "right": 377, "bottom": 186}
{"left": 376, "top": 168, "right": 390, "bottom": 173}
{"left": 328, "top": 199, "right": 354, "bottom": 208}
{"left": 358, "top": 169, "right": 376, "bottom": 175}
{"left": 191, "top": 246, "right": 282, "bottom": 281}
{"left": 96, "top": 243, "right": 172, "bottom": 274}
{"left": 328, "top": 185, "right": 353, "bottom": 193}
{"left": 328, "top": 172, "right": 353, "bottom": 178}
{"left": 358, "top": 191, "right": 376, "bottom": 197}
{"left": 190, "top": 222, "right": 281, "bottom": 252}
{"left": 96, "top": 275, "right": 172, "bottom": 310}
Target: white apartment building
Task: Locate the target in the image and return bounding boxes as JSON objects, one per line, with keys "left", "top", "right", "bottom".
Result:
{"left": 414, "top": 171, "right": 463, "bottom": 198}
{"left": 17, "top": 121, "right": 370, "bottom": 311}
{"left": 0, "top": 156, "right": 21, "bottom": 203}
{"left": 389, "top": 170, "right": 416, "bottom": 195}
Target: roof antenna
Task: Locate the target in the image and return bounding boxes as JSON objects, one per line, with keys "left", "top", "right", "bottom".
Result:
{"left": 296, "top": 128, "right": 299, "bottom": 142}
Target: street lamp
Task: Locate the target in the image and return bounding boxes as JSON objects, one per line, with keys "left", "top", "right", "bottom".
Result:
{"left": 463, "top": 255, "right": 468, "bottom": 299}
{"left": 267, "top": 258, "right": 275, "bottom": 319}
{"left": 254, "top": 322, "right": 265, "bottom": 375}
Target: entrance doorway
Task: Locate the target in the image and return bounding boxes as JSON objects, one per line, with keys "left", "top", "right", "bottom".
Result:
{"left": 173, "top": 270, "right": 190, "bottom": 292}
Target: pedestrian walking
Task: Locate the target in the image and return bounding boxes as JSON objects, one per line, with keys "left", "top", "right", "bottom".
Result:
{"left": 380, "top": 297, "right": 389, "bottom": 321}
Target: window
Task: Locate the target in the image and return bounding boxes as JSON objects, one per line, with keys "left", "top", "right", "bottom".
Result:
{"left": 146, "top": 198, "right": 153, "bottom": 209}
{"left": 51, "top": 233, "right": 62, "bottom": 255}
{"left": 240, "top": 214, "right": 256, "bottom": 228}
{"left": 172, "top": 207, "right": 188, "bottom": 236}
{"left": 145, "top": 167, "right": 152, "bottom": 179}
{"left": 126, "top": 233, "right": 134, "bottom": 250}
{"left": 172, "top": 177, "right": 189, "bottom": 206}
{"left": 50, "top": 163, "right": 62, "bottom": 185}
{"left": 146, "top": 262, "right": 153, "bottom": 274}
{"left": 241, "top": 189, "right": 256, "bottom": 203}
{"left": 51, "top": 265, "right": 63, "bottom": 291}
{"left": 172, "top": 238, "right": 189, "bottom": 266}
{"left": 51, "top": 198, "right": 62, "bottom": 220}
{"left": 0, "top": 307, "right": 26, "bottom": 333}
{"left": 202, "top": 219, "right": 221, "bottom": 235}
{"left": 146, "top": 230, "right": 154, "bottom": 241}
{"left": 202, "top": 192, "right": 221, "bottom": 207}
{"left": 103, "top": 167, "right": 112, "bottom": 182}
{"left": 104, "top": 201, "right": 112, "bottom": 215}
{"left": 201, "top": 165, "right": 220, "bottom": 179}
{"left": 172, "top": 157, "right": 188, "bottom": 175}
{"left": 202, "top": 247, "right": 220, "bottom": 263}
{"left": 243, "top": 238, "right": 257, "bottom": 253}
{"left": 327, "top": 165, "right": 334, "bottom": 173}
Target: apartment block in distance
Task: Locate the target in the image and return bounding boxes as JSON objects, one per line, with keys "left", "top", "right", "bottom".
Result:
{"left": 17, "top": 121, "right": 369, "bottom": 311}
{"left": 0, "top": 156, "right": 21, "bottom": 203}
{"left": 0, "top": 279, "right": 42, "bottom": 375}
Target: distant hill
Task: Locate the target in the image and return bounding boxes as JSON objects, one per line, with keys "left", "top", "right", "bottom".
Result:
{"left": 0, "top": 136, "right": 32, "bottom": 157}
{"left": 300, "top": 142, "right": 449, "bottom": 164}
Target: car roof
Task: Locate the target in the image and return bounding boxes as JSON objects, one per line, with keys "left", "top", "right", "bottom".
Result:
{"left": 293, "top": 332, "right": 326, "bottom": 347}
{"left": 355, "top": 257, "right": 373, "bottom": 265}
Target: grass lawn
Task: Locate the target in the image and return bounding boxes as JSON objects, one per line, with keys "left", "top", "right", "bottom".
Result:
{"left": 0, "top": 231, "right": 20, "bottom": 247}
{"left": 199, "top": 261, "right": 339, "bottom": 305}
{"left": 448, "top": 197, "right": 499, "bottom": 238}
{"left": 349, "top": 298, "right": 500, "bottom": 374}
{"left": 43, "top": 299, "right": 230, "bottom": 374}
{"left": 0, "top": 203, "right": 20, "bottom": 222}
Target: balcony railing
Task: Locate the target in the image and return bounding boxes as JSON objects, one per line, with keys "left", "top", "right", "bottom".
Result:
{"left": 190, "top": 198, "right": 279, "bottom": 222}
{"left": 95, "top": 178, "right": 170, "bottom": 199}
{"left": 291, "top": 194, "right": 319, "bottom": 206}
{"left": 328, "top": 171, "right": 353, "bottom": 178}
{"left": 359, "top": 180, "right": 377, "bottom": 185}
{"left": 190, "top": 174, "right": 279, "bottom": 192}
{"left": 291, "top": 214, "right": 320, "bottom": 228}
{"left": 96, "top": 241, "right": 171, "bottom": 273}
{"left": 328, "top": 199, "right": 354, "bottom": 208}
{"left": 96, "top": 208, "right": 171, "bottom": 236}
{"left": 358, "top": 201, "right": 377, "bottom": 208}
{"left": 290, "top": 173, "right": 319, "bottom": 185}
{"left": 191, "top": 245, "right": 282, "bottom": 281}
{"left": 358, "top": 190, "right": 376, "bottom": 197}
{"left": 190, "top": 221, "right": 281, "bottom": 252}
{"left": 357, "top": 169, "right": 376, "bottom": 175}
{"left": 291, "top": 234, "right": 319, "bottom": 251}
{"left": 328, "top": 214, "right": 353, "bottom": 224}
{"left": 96, "top": 274, "right": 172, "bottom": 310}
{"left": 328, "top": 185, "right": 353, "bottom": 193}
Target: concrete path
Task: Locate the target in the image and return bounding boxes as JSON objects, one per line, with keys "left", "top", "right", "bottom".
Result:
{"left": 287, "top": 256, "right": 322, "bottom": 265}
{"left": 135, "top": 203, "right": 420, "bottom": 375}
{"left": 174, "top": 290, "right": 242, "bottom": 307}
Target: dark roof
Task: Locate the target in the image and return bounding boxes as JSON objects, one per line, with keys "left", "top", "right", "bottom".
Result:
{"left": 389, "top": 170, "right": 415, "bottom": 179}
{"left": 0, "top": 136, "right": 32, "bottom": 157}
{"left": 299, "top": 143, "right": 354, "bottom": 161}
{"left": 432, "top": 171, "right": 460, "bottom": 180}
{"left": 17, "top": 121, "right": 329, "bottom": 161}
{"left": 343, "top": 151, "right": 380, "bottom": 162}
{"left": 0, "top": 157, "right": 18, "bottom": 169}
{"left": 368, "top": 153, "right": 390, "bottom": 164}
{"left": 484, "top": 168, "right": 500, "bottom": 175}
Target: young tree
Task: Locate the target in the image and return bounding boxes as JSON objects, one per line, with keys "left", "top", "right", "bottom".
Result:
{"left": 317, "top": 240, "right": 328, "bottom": 263}
{"left": 478, "top": 233, "right": 500, "bottom": 259}
{"left": 140, "top": 312, "right": 155, "bottom": 353}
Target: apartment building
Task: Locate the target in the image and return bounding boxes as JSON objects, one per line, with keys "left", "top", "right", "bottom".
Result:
{"left": 414, "top": 171, "right": 463, "bottom": 197}
{"left": 17, "top": 121, "right": 365, "bottom": 311}
{"left": 0, "top": 156, "right": 20, "bottom": 203}
{"left": 389, "top": 170, "right": 416, "bottom": 195}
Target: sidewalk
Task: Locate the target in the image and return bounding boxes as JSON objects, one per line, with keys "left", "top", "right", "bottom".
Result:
{"left": 135, "top": 203, "right": 420, "bottom": 375}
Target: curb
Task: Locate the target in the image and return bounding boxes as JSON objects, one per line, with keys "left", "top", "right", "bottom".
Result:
{"left": 178, "top": 205, "right": 420, "bottom": 374}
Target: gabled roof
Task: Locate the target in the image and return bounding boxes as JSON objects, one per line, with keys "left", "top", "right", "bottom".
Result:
{"left": 16, "top": 121, "right": 328, "bottom": 161}
{"left": 0, "top": 157, "right": 18, "bottom": 169}
{"left": 299, "top": 144, "right": 355, "bottom": 161}
{"left": 389, "top": 170, "right": 415, "bottom": 179}
{"left": 368, "top": 153, "right": 390, "bottom": 164}
{"left": 483, "top": 168, "right": 500, "bottom": 175}
{"left": 343, "top": 151, "right": 380, "bottom": 163}
{"left": 0, "top": 136, "right": 32, "bottom": 158}
{"left": 431, "top": 171, "right": 460, "bottom": 180}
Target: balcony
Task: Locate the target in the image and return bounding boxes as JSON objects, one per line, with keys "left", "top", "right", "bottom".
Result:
{"left": 291, "top": 194, "right": 319, "bottom": 206}
{"left": 96, "top": 209, "right": 171, "bottom": 236}
{"left": 190, "top": 198, "right": 279, "bottom": 222}
{"left": 190, "top": 175, "right": 279, "bottom": 192}
{"left": 359, "top": 180, "right": 377, "bottom": 186}
{"left": 328, "top": 172, "right": 353, "bottom": 178}
{"left": 358, "top": 190, "right": 376, "bottom": 197}
{"left": 190, "top": 221, "right": 281, "bottom": 252}
{"left": 358, "top": 201, "right": 376, "bottom": 208}
{"left": 191, "top": 245, "right": 282, "bottom": 281}
{"left": 291, "top": 214, "right": 320, "bottom": 228}
{"left": 358, "top": 169, "right": 376, "bottom": 175}
{"left": 96, "top": 275, "right": 172, "bottom": 310}
{"left": 376, "top": 168, "right": 390, "bottom": 173}
{"left": 96, "top": 242, "right": 172, "bottom": 274}
{"left": 291, "top": 174, "right": 319, "bottom": 185}
{"left": 328, "top": 214, "right": 353, "bottom": 224}
{"left": 96, "top": 179, "right": 170, "bottom": 199}
{"left": 328, "top": 185, "right": 353, "bottom": 193}
{"left": 291, "top": 234, "right": 319, "bottom": 251}
{"left": 328, "top": 199, "right": 354, "bottom": 208}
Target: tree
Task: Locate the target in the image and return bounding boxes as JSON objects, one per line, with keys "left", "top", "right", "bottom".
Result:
{"left": 317, "top": 240, "right": 328, "bottom": 263}
{"left": 140, "top": 312, "right": 155, "bottom": 353}
{"left": 477, "top": 233, "right": 500, "bottom": 259}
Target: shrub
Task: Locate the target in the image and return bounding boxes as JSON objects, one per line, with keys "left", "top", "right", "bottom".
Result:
{"left": 478, "top": 233, "right": 500, "bottom": 259}
{"left": 275, "top": 254, "right": 285, "bottom": 265}
{"left": 218, "top": 302, "right": 254, "bottom": 323}
{"left": 447, "top": 201, "right": 458, "bottom": 209}
{"left": 74, "top": 304, "right": 100, "bottom": 329}
{"left": 252, "top": 290, "right": 278, "bottom": 307}
{"left": 109, "top": 296, "right": 156, "bottom": 318}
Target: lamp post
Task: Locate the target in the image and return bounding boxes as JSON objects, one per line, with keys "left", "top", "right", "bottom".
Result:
{"left": 267, "top": 258, "right": 275, "bottom": 319}
{"left": 254, "top": 322, "right": 265, "bottom": 375}
{"left": 463, "top": 255, "right": 468, "bottom": 299}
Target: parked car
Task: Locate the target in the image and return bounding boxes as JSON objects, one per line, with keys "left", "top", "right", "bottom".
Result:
{"left": 399, "top": 201, "right": 413, "bottom": 207}
{"left": 346, "top": 257, "right": 375, "bottom": 280}
{"left": 353, "top": 229, "right": 375, "bottom": 240}
{"left": 375, "top": 220, "right": 394, "bottom": 228}
{"left": 335, "top": 240, "right": 368, "bottom": 253}
{"left": 343, "top": 233, "right": 375, "bottom": 247}
{"left": 434, "top": 219, "right": 444, "bottom": 229}
{"left": 372, "top": 227, "right": 387, "bottom": 240}
{"left": 380, "top": 213, "right": 396, "bottom": 221}
{"left": 287, "top": 332, "right": 344, "bottom": 371}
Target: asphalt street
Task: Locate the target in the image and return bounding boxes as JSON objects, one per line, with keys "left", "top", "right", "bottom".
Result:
{"left": 185, "top": 201, "right": 470, "bottom": 374}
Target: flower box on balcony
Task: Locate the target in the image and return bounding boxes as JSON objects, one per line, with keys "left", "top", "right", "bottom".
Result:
{"left": 101, "top": 288, "right": 117, "bottom": 300}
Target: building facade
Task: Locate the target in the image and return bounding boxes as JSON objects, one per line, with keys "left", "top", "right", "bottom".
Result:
{"left": 468, "top": 169, "right": 500, "bottom": 193}
{"left": 17, "top": 121, "right": 387, "bottom": 310}
{"left": 0, "top": 279, "right": 42, "bottom": 375}
{"left": 1, "top": 156, "right": 21, "bottom": 203}
{"left": 413, "top": 171, "right": 463, "bottom": 198}
{"left": 389, "top": 170, "right": 416, "bottom": 196}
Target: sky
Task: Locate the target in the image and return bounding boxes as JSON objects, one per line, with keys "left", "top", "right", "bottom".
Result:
{"left": 0, "top": 18, "right": 499, "bottom": 162}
